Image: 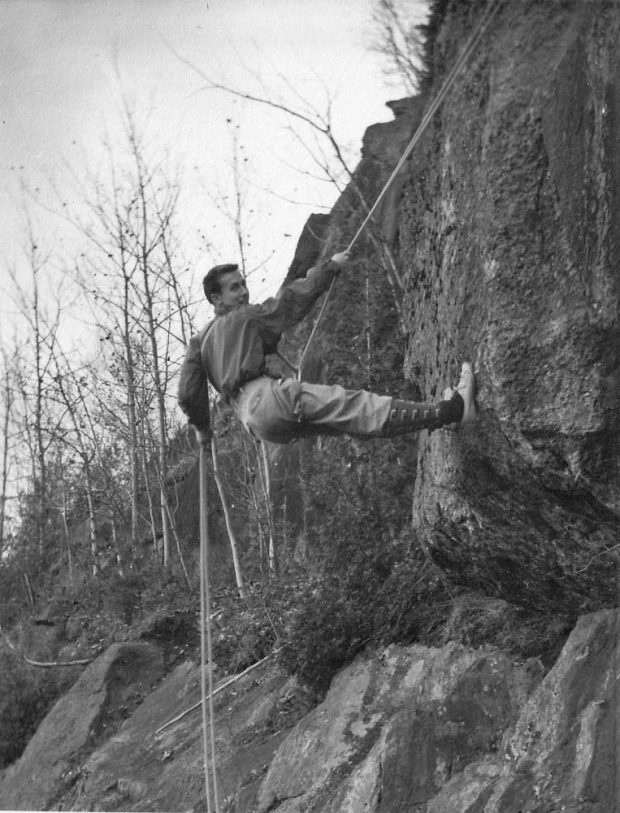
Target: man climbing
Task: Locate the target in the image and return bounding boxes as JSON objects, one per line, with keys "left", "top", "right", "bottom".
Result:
{"left": 178, "top": 253, "right": 475, "bottom": 444}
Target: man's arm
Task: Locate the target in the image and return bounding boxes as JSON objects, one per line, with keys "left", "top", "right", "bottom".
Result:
{"left": 177, "top": 333, "right": 211, "bottom": 432}
{"left": 254, "top": 252, "right": 349, "bottom": 335}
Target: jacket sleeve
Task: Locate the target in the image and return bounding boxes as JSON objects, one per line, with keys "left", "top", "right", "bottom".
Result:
{"left": 252, "top": 261, "right": 339, "bottom": 339}
{"left": 177, "top": 334, "right": 211, "bottom": 431}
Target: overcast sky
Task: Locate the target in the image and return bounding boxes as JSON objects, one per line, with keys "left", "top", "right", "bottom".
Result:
{"left": 1, "top": 0, "right": 428, "bottom": 333}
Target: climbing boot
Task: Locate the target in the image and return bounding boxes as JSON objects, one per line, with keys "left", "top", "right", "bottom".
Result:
{"left": 442, "top": 361, "right": 476, "bottom": 427}
{"left": 382, "top": 362, "right": 475, "bottom": 437}
{"left": 383, "top": 393, "right": 463, "bottom": 436}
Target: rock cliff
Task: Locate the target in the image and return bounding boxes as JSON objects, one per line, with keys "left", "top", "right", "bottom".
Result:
{"left": 270, "top": 0, "right": 620, "bottom": 609}
{"left": 400, "top": 0, "right": 619, "bottom": 612}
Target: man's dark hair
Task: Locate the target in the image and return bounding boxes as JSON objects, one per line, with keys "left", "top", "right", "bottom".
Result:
{"left": 202, "top": 263, "right": 239, "bottom": 304}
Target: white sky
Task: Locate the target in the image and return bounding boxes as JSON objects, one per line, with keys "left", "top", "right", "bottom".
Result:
{"left": 0, "top": 0, "right": 428, "bottom": 340}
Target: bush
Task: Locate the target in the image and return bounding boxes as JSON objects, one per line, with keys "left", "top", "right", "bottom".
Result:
{"left": 267, "top": 430, "right": 456, "bottom": 692}
{"left": 278, "top": 540, "right": 453, "bottom": 693}
{"left": 207, "top": 580, "right": 304, "bottom": 673}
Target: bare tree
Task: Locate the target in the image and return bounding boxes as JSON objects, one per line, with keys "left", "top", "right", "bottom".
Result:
{"left": 369, "top": 0, "right": 427, "bottom": 95}
{"left": 0, "top": 353, "right": 13, "bottom": 556}
{"left": 49, "top": 347, "right": 101, "bottom": 576}
{"left": 172, "top": 51, "right": 406, "bottom": 329}
{"left": 256, "top": 441, "right": 277, "bottom": 577}
{"left": 211, "top": 434, "right": 247, "bottom": 599}
{"left": 67, "top": 112, "right": 193, "bottom": 570}
{"left": 7, "top": 231, "right": 63, "bottom": 556}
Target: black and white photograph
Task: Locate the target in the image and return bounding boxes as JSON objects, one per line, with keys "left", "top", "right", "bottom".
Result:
{"left": 0, "top": 1, "right": 618, "bottom": 811}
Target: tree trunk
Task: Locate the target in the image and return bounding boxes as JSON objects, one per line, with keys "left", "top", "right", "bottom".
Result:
{"left": 211, "top": 436, "right": 247, "bottom": 599}
{"left": 0, "top": 361, "right": 11, "bottom": 555}
{"left": 120, "top": 265, "right": 141, "bottom": 553}
{"left": 258, "top": 442, "right": 277, "bottom": 577}
{"left": 140, "top": 428, "right": 160, "bottom": 563}
{"left": 60, "top": 480, "right": 76, "bottom": 591}
{"left": 136, "top": 183, "right": 172, "bottom": 568}
{"left": 31, "top": 259, "right": 47, "bottom": 556}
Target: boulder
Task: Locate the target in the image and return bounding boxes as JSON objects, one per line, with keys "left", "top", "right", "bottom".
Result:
{"left": 59, "top": 657, "right": 295, "bottom": 812}
{"left": 3, "top": 612, "right": 618, "bottom": 812}
{"left": 0, "top": 643, "right": 298, "bottom": 812}
{"left": 73, "top": 660, "right": 208, "bottom": 812}
{"left": 0, "top": 642, "right": 163, "bottom": 811}
{"left": 427, "top": 609, "right": 620, "bottom": 812}
{"left": 257, "top": 610, "right": 620, "bottom": 812}
{"left": 257, "top": 642, "right": 542, "bottom": 812}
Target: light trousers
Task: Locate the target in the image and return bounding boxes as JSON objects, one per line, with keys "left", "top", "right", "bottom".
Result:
{"left": 232, "top": 376, "right": 393, "bottom": 445}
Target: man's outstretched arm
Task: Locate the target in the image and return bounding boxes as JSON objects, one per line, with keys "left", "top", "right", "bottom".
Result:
{"left": 253, "top": 251, "right": 350, "bottom": 335}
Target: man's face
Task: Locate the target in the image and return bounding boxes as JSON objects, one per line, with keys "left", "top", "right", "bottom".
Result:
{"left": 212, "top": 270, "right": 249, "bottom": 311}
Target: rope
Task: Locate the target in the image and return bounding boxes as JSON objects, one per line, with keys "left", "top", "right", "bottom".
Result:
{"left": 199, "top": 436, "right": 221, "bottom": 813}
{"left": 298, "top": 274, "right": 337, "bottom": 377}
{"left": 299, "top": 0, "right": 502, "bottom": 369}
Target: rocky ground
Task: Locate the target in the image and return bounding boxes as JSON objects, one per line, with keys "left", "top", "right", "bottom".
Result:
{"left": 1, "top": 609, "right": 618, "bottom": 811}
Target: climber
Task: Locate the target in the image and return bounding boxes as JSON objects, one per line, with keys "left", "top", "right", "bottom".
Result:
{"left": 177, "top": 253, "right": 475, "bottom": 444}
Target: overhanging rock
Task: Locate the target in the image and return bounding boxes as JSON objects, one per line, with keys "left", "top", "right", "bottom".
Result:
{"left": 400, "top": 0, "right": 620, "bottom": 611}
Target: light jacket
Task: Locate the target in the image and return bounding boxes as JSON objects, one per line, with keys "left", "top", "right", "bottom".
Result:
{"left": 177, "top": 261, "right": 338, "bottom": 430}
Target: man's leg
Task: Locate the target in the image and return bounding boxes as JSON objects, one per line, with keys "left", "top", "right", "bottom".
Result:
{"left": 233, "top": 365, "right": 475, "bottom": 443}
{"left": 299, "top": 363, "right": 475, "bottom": 438}
{"left": 233, "top": 377, "right": 303, "bottom": 444}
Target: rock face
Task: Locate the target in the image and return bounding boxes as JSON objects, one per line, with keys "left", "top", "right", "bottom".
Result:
{"left": 2, "top": 616, "right": 618, "bottom": 812}
{"left": 257, "top": 642, "right": 542, "bottom": 812}
{"left": 263, "top": 96, "right": 423, "bottom": 544}
{"left": 0, "top": 642, "right": 299, "bottom": 811}
{"left": 428, "top": 610, "right": 620, "bottom": 812}
{"left": 399, "top": 0, "right": 620, "bottom": 611}
{"left": 256, "top": 610, "right": 620, "bottom": 812}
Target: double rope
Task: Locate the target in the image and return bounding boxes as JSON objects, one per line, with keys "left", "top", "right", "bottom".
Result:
{"left": 196, "top": 0, "right": 501, "bottom": 806}
{"left": 199, "top": 436, "right": 220, "bottom": 812}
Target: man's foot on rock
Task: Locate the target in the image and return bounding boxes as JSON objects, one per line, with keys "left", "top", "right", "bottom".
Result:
{"left": 456, "top": 361, "right": 476, "bottom": 423}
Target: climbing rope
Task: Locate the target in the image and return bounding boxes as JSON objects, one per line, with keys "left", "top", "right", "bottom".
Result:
{"left": 199, "top": 436, "right": 221, "bottom": 813}
{"left": 298, "top": 0, "right": 502, "bottom": 373}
